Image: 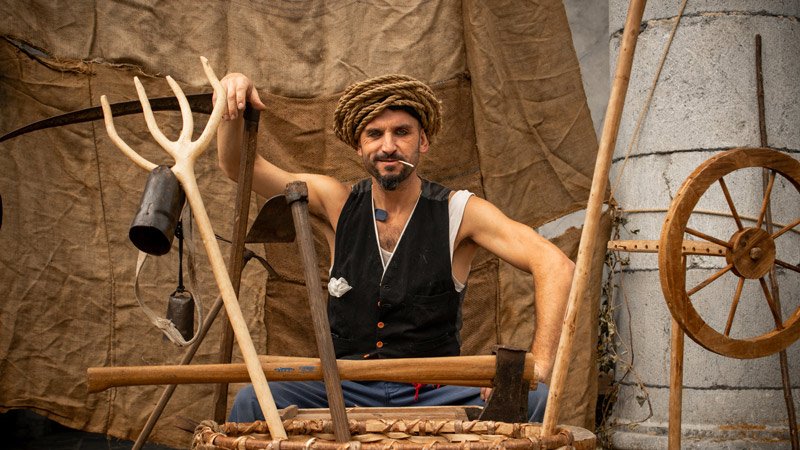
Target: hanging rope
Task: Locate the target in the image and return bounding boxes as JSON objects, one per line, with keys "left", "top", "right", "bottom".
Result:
{"left": 608, "top": 0, "right": 689, "bottom": 202}
{"left": 133, "top": 204, "right": 205, "bottom": 346}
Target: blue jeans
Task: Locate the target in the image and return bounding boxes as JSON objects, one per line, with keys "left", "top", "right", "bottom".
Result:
{"left": 229, "top": 381, "right": 548, "bottom": 423}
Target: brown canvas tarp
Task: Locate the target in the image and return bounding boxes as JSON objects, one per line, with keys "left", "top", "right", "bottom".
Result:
{"left": 0, "top": 1, "right": 603, "bottom": 447}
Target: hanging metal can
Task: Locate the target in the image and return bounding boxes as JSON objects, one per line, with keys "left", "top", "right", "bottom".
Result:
{"left": 129, "top": 165, "right": 185, "bottom": 255}
{"left": 166, "top": 289, "right": 195, "bottom": 341}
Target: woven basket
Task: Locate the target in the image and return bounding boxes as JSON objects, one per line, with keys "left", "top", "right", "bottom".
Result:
{"left": 193, "top": 418, "right": 580, "bottom": 450}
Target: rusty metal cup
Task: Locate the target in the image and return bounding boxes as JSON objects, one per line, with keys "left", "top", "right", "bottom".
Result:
{"left": 166, "top": 289, "right": 195, "bottom": 341}
{"left": 129, "top": 165, "right": 185, "bottom": 255}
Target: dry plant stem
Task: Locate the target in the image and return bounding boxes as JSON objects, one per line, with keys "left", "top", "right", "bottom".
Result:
{"left": 541, "top": 0, "right": 646, "bottom": 436}
{"left": 101, "top": 57, "right": 286, "bottom": 439}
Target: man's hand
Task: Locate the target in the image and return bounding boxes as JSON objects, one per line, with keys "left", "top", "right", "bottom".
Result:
{"left": 480, "top": 387, "right": 492, "bottom": 401}
{"left": 216, "top": 73, "right": 266, "bottom": 120}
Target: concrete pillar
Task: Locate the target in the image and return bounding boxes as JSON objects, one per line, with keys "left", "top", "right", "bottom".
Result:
{"left": 608, "top": 1, "right": 800, "bottom": 448}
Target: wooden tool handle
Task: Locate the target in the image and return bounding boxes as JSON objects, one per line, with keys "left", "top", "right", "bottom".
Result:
{"left": 87, "top": 354, "right": 538, "bottom": 393}
{"left": 541, "top": 0, "right": 647, "bottom": 436}
{"left": 286, "top": 181, "right": 350, "bottom": 442}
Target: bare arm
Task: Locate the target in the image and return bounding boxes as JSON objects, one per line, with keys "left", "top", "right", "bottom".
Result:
{"left": 457, "top": 197, "right": 574, "bottom": 383}
{"left": 216, "top": 73, "right": 350, "bottom": 227}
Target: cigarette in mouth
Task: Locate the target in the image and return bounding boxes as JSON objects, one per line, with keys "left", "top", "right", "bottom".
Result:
{"left": 399, "top": 160, "right": 415, "bottom": 168}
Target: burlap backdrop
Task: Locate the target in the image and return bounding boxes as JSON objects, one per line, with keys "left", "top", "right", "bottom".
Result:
{"left": 0, "top": 1, "right": 604, "bottom": 447}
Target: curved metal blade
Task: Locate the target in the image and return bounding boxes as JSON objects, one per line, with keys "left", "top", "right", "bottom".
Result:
{"left": 0, "top": 92, "right": 213, "bottom": 143}
{"left": 245, "top": 195, "right": 296, "bottom": 244}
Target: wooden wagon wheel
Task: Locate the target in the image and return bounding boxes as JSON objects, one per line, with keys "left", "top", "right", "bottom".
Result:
{"left": 659, "top": 147, "right": 800, "bottom": 359}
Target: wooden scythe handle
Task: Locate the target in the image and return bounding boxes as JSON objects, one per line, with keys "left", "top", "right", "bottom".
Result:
{"left": 541, "top": 0, "right": 647, "bottom": 436}
{"left": 86, "top": 354, "right": 538, "bottom": 393}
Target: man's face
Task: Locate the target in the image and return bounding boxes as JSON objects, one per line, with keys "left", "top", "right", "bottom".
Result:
{"left": 357, "top": 109, "right": 429, "bottom": 191}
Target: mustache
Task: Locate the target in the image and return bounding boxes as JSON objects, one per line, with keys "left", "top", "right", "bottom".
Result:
{"left": 374, "top": 155, "right": 414, "bottom": 168}
{"left": 374, "top": 152, "right": 404, "bottom": 162}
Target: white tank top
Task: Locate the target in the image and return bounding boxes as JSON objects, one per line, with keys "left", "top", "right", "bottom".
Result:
{"left": 377, "top": 190, "right": 473, "bottom": 292}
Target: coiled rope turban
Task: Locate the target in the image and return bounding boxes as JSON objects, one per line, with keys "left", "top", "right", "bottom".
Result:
{"left": 333, "top": 74, "right": 442, "bottom": 149}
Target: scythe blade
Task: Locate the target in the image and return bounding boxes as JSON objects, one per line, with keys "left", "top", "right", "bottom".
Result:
{"left": 0, "top": 92, "right": 213, "bottom": 143}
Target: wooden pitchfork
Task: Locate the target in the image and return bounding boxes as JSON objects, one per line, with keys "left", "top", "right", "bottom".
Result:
{"left": 100, "top": 56, "right": 287, "bottom": 439}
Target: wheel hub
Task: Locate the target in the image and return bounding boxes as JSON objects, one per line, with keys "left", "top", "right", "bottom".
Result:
{"left": 726, "top": 227, "right": 776, "bottom": 279}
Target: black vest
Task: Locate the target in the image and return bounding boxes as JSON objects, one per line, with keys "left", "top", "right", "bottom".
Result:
{"left": 328, "top": 179, "right": 463, "bottom": 359}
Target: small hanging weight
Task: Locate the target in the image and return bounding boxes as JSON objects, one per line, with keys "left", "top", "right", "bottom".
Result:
{"left": 166, "top": 289, "right": 195, "bottom": 341}
{"left": 166, "top": 220, "right": 194, "bottom": 342}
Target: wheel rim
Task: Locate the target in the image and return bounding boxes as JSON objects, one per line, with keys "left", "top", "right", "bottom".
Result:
{"left": 659, "top": 147, "right": 800, "bottom": 359}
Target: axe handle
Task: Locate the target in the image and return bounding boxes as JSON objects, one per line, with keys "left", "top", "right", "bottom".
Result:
{"left": 286, "top": 182, "right": 350, "bottom": 442}
{"left": 87, "top": 354, "right": 537, "bottom": 393}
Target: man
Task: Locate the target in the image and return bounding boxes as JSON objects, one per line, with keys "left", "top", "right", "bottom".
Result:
{"left": 216, "top": 73, "right": 574, "bottom": 423}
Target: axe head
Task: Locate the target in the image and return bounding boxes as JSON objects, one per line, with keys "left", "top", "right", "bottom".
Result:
{"left": 478, "top": 346, "right": 529, "bottom": 423}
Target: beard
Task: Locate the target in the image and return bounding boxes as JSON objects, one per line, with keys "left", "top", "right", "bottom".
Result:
{"left": 373, "top": 167, "right": 411, "bottom": 190}
{"left": 364, "top": 152, "right": 415, "bottom": 191}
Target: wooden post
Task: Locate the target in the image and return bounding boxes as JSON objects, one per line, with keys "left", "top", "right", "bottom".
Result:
{"left": 668, "top": 318, "right": 684, "bottom": 449}
{"left": 541, "top": 0, "right": 647, "bottom": 436}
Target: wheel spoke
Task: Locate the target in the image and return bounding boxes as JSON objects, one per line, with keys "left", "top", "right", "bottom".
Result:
{"left": 758, "top": 277, "right": 784, "bottom": 328}
{"left": 775, "top": 259, "right": 800, "bottom": 274}
{"left": 772, "top": 217, "right": 800, "bottom": 240}
{"left": 755, "top": 170, "right": 776, "bottom": 229}
{"left": 685, "top": 227, "right": 732, "bottom": 249}
{"left": 687, "top": 263, "right": 734, "bottom": 297}
{"left": 723, "top": 277, "right": 746, "bottom": 336}
{"left": 719, "top": 177, "right": 744, "bottom": 230}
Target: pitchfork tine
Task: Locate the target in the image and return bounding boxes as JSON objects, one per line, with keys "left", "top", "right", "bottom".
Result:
{"left": 194, "top": 56, "right": 226, "bottom": 151}
{"left": 100, "top": 95, "right": 157, "bottom": 172}
{"left": 165, "top": 75, "right": 194, "bottom": 144}
{"left": 134, "top": 77, "right": 175, "bottom": 157}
